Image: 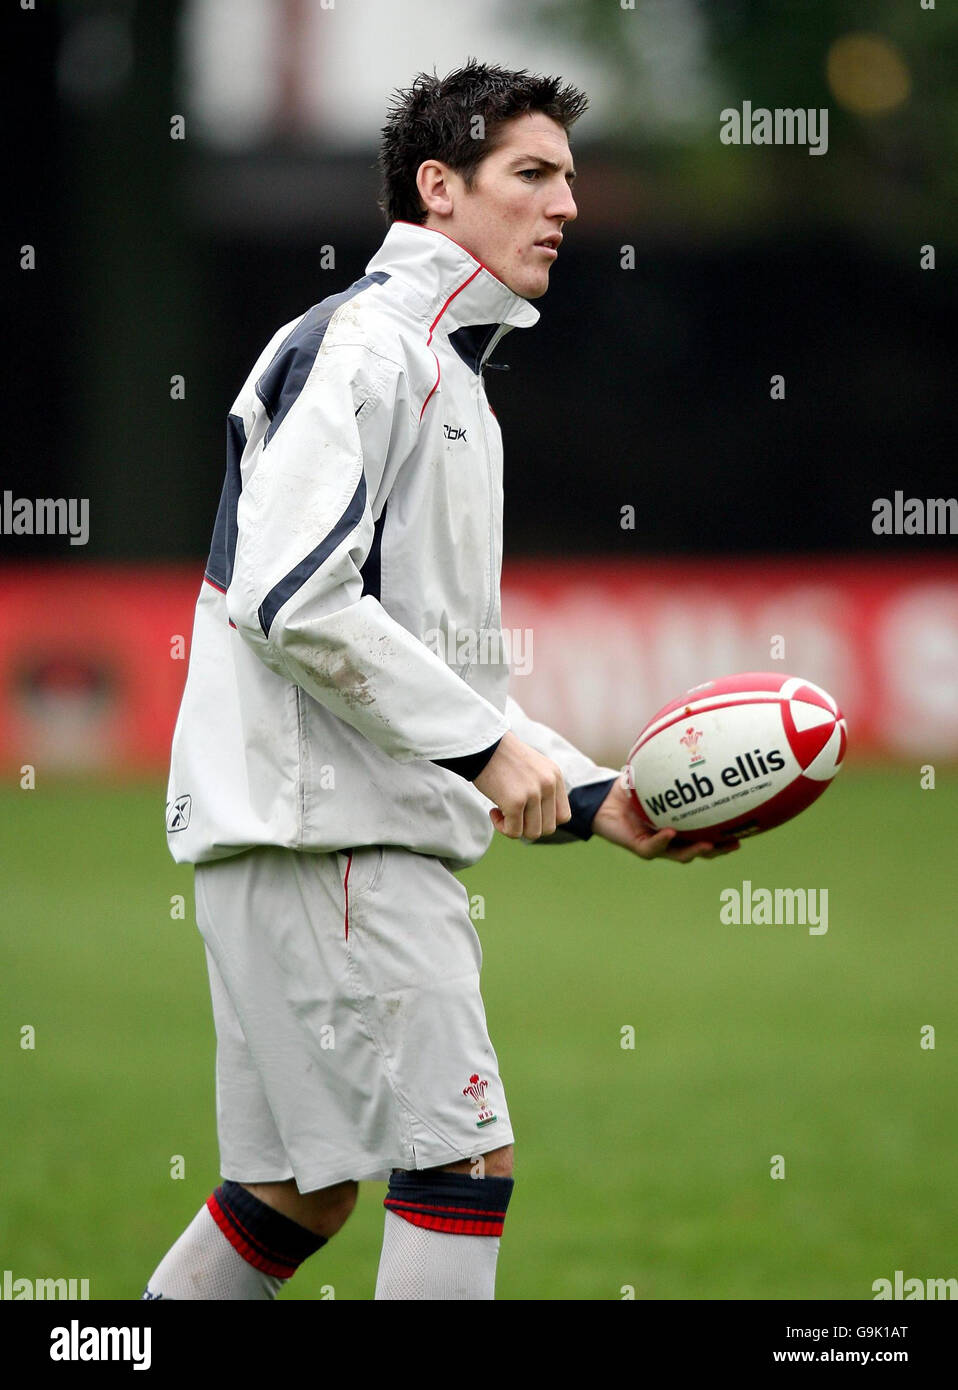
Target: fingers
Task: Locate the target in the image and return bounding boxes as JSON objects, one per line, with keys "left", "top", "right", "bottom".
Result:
{"left": 700, "top": 839, "right": 741, "bottom": 859}
{"left": 474, "top": 734, "right": 572, "bottom": 841}
{"left": 633, "top": 828, "right": 678, "bottom": 859}
{"left": 487, "top": 764, "right": 568, "bottom": 840}
{"left": 636, "top": 828, "right": 742, "bottom": 862}
{"left": 502, "top": 801, "right": 525, "bottom": 838}
{"left": 522, "top": 796, "right": 543, "bottom": 841}
{"left": 531, "top": 775, "right": 569, "bottom": 838}
{"left": 665, "top": 839, "right": 714, "bottom": 864}
{"left": 665, "top": 837, "right": 741, "bottom": 863}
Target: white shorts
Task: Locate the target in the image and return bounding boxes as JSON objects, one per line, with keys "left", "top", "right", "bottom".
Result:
{"left": 195, "top": 844, "right": 513, "bottom": 1193}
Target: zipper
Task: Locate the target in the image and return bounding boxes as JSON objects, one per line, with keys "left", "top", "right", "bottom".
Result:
{"left": 478, "top": 324, "right": 511, "bottom": 638}
{"left": 481, "top": 323, "right": 511, "bottom": 372}
{"left": 455, "top": 322, "right": 511, "bottom": 682}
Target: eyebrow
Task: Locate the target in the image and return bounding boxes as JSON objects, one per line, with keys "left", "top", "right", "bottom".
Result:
{"left": 508, "top": 154, "right": 577, "bottom": 184}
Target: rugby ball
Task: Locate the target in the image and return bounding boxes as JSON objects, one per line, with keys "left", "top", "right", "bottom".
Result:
{"left": 626, "top": 672, "right": 847, "bottom": 843}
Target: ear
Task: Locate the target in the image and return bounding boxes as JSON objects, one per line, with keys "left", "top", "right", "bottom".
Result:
{"left": 416, "top": 160, "right": 456, "bottom": 219}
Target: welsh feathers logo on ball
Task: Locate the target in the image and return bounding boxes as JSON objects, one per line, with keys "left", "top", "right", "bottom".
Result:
{"left": 625, "top": 672, "right": 847, "bottom": 844}
{"left": 679, "top": 725, "right": 706, "bottom": 766}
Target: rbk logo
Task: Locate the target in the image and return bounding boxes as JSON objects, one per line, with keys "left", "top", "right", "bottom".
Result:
{"left": 443, "top": 424, "right": 467, "bottom": 442}
{"left": 166, "top": 794, "right": 192, "bottom": 832}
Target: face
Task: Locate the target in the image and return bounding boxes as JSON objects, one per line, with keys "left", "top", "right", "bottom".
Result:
{"left": 418, "top": 111, "right": 578, "bottom": 299}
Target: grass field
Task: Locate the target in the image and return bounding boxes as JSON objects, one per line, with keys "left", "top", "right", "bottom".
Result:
{"left": 1, "top": 766, "right": 955, "bottom": 1301}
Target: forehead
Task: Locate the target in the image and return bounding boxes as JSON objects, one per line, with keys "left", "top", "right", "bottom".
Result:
{"left": 489, "top": 111, "right": 573, "bottom": 164}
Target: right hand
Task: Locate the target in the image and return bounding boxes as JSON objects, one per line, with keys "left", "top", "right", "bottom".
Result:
{"left": 472, "top": 731, "right": 571, "bottom": 840}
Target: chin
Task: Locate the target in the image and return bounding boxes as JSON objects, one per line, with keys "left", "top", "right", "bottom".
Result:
{"left": 511, "top": 273, "right": 550, "bottom": 300}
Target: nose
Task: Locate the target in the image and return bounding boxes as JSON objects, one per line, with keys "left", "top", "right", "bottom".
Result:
{"left": 551, "top": 183, "right": 577, "bottom": 225}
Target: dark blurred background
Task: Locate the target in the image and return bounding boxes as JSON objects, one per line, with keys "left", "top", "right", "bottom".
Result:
{"left": 10, "top": 0, "right": 956, "bottom": 561}
{"left": 5, "top": 4, "right": 958, "bottom": 1312}
{"left": 4, "top": 0, "right": 957, "bottom": 775}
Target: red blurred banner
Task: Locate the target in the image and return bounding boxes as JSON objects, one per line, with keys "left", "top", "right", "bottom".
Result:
{"left": 501, "top": 557, "right": 958, "bottom": 766}
{"left": 0, "top": 558, "right": 955, "bottom": 776}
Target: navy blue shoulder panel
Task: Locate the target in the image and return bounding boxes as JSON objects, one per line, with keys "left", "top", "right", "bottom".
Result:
{"left": 256, "top": 271, "right": 390, "bottom": 446}
{"left": 257, "top": 471, "right": 368, "bottom": 638}
{"left": 204, "top": 270, "right": 388, "bottom": 615}
{"left": 204, "top": 412, "right": 247, "bottom": 592}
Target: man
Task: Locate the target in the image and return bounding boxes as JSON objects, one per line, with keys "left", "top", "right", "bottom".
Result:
{"left": 146, "top": 61, "right": 734, "bottom": 1303}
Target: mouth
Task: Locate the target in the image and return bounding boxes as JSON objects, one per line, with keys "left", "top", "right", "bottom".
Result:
{"left": 534, "top": 234, "right": 562, "bottom": 259}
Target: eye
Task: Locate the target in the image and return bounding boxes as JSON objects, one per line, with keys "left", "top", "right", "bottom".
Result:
{"left": 518, "top": 168, "right": 541, "bottom": 181}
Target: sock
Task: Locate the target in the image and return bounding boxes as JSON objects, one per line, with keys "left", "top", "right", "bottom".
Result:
{"left": 141, "top": 1180, "right": 326, "bottom": 1300}
{"left": 374, "top": 1170, "right": 514, "bottom": 1300}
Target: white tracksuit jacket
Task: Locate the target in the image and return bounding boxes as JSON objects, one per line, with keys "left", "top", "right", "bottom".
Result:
{"left": 166, "top": 220, "right": 619, "bottom": 868}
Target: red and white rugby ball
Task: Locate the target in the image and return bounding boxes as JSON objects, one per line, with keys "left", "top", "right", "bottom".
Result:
{"left": 626, "top": 672, "right": 847, "bottom": 844}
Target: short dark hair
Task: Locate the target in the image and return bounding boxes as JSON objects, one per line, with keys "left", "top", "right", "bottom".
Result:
{"left": 378, "top": 59, "right": 588, "bottom": 224}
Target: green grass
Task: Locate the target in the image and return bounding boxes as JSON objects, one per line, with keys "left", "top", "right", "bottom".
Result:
{"left": 1, "top": 767, "right": 955, "bottom": 1300}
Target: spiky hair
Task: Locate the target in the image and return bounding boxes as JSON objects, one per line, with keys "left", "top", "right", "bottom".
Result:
{"left": 377, "top": 59, "right": 588, "bottom": 224}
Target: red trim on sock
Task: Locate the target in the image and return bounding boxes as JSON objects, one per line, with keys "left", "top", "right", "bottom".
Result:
{"left": 206, "top": 1192, "right": 297, "bottom": 1279}
{"left": 385, "top": 1198, "right": 508, "bottom": 1218}
{"left": 386, "top": 1205, "right": 504, "bottom": 1237}
{"left": 384, "top": 1198, "right": 505, "bottom": 1236}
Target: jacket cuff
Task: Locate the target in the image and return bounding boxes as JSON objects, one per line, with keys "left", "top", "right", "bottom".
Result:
{"left": 565, "top": 777, "right": 617, "bottom": 840}
{"left": 433, "top": 738, "right": 503, "bottom": 782}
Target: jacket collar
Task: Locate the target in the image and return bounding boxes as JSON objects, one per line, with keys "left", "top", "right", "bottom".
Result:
{"left": 365, "top": 221, "right": 541, "bottom": 336}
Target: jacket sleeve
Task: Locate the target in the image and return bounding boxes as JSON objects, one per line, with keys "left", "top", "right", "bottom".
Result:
{"left": 506, "top": 693, "right": 622, "bottom": 841}
{"left": 227, "top": 340, "right": 510, "bottom": 763}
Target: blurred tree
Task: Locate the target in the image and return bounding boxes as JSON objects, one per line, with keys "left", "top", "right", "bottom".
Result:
{"left": 526, "top": 0, "right": 958, "bottom": 251}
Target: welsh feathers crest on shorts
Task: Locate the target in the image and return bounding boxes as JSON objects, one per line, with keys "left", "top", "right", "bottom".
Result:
{"left": 463, "top": 1073, "right": 497, "bottom": 1128}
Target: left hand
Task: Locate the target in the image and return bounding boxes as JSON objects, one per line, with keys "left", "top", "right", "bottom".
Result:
{"left": 591, "top": 776, "right": 741, "bottom": 863}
